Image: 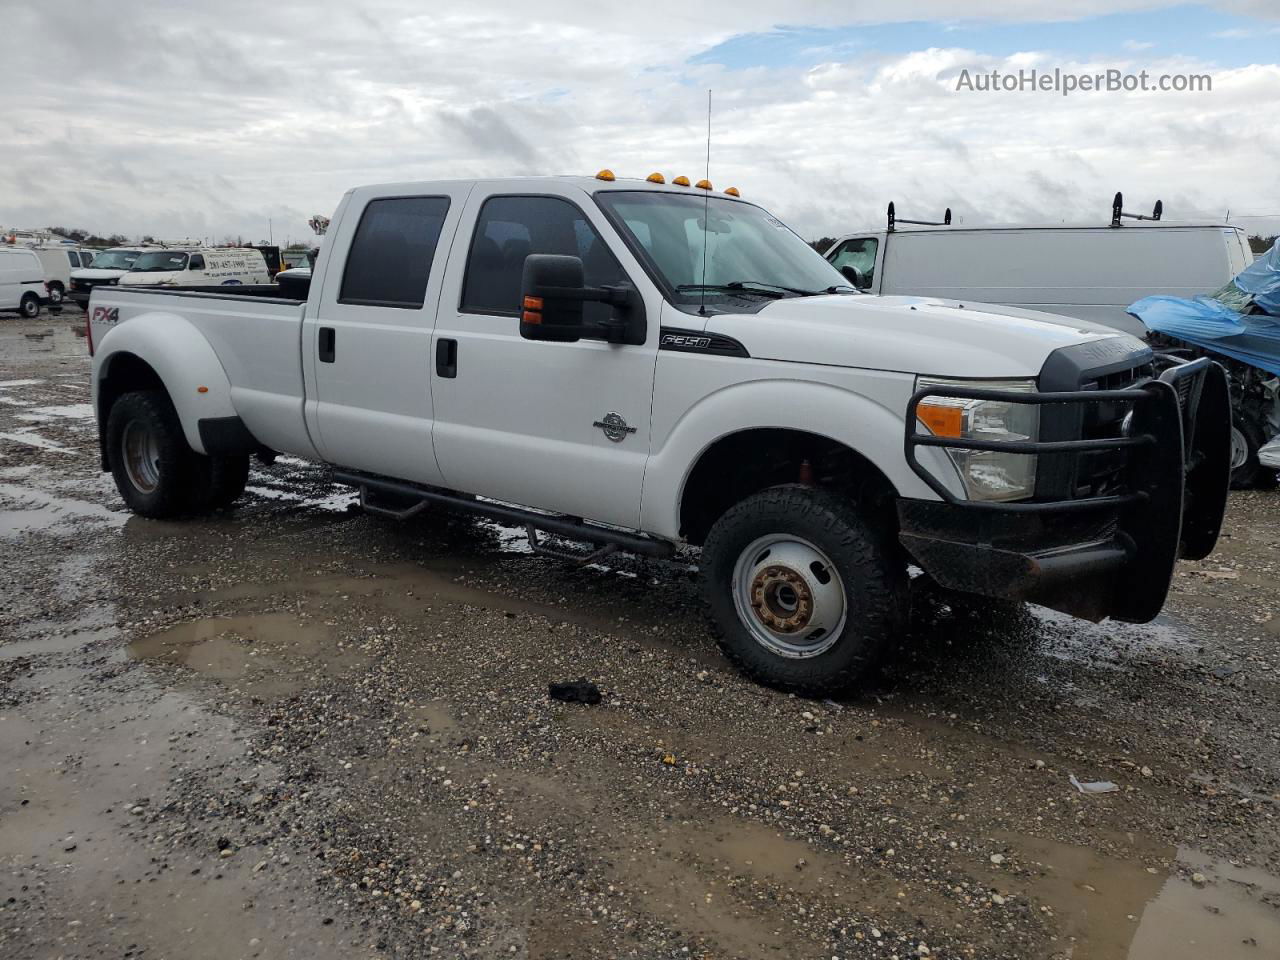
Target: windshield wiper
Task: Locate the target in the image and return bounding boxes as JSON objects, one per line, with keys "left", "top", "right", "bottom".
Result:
{"left": 677, "top": 282, "right": 791, "bottom": 299}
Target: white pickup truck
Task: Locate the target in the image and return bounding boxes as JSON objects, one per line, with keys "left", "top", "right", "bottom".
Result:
{"left": 88, "top": 173, "right": 1231, "bottom": 694}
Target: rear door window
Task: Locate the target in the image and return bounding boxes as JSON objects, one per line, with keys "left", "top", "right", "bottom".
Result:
{"left": 339, "top": 196, "right": 451, "bottom": 308}
{"left": 460, "top": 195, "right": 624, "bottom": 322}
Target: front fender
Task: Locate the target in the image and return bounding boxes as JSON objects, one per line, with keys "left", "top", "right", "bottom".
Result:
{"left": 94, "top": 312, "right": 237, "bottom": 455}
{"left": 640, "top": 376, "right": 948, "bottom": 539}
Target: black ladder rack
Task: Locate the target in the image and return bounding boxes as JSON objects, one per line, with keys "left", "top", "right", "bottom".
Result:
{"left": 887, "top": 202, "right": 951, "bottom": 233}
{"left": 1111, "top": 192, "right": 1163, "bottom": 227}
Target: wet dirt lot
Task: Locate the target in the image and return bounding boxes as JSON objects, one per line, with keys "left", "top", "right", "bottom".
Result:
{"left": 1, "top": 314, "right": 1278, "bottom": 960}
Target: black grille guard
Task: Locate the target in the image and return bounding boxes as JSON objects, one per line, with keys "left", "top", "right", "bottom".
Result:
{"left": 903, "top": 357, "right": 1231, "bottom": 622}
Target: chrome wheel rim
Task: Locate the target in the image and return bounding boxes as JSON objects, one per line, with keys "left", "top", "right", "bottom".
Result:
{"left": 1230, "top": 425, "right": 1248, "bottom": 470}
{"left": 731, "top": 534, "right": 847, "bottom": 659}
{"left": 122, "top": 420, "right": 161, "bottom": 494}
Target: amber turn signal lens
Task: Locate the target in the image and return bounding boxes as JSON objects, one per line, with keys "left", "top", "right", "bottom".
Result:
{"left": 522, "top": 296, "right": 543, "bottom": 310}
{"left": 522, "top": 310, "right": 542, "bottom": 324}
{"left": 916, "top": 402, "right": 965, "bottom": 438}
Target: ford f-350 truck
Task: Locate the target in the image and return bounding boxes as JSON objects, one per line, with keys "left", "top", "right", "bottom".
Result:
{"left": 87, "top": 172, "right": 1231, "bottom": 694}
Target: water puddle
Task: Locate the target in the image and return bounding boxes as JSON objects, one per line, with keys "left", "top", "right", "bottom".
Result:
{"left": 1128, "top": 849, "right": 1280, "bottom": 959}
{"left": 0, "top": 429, "right": 77, "bottom": 455}
{"left": 995, "top": 832, "right": 1280, "bottom": 958}
{"left": 128, "top": 612, "right": 360, "bottom": 698}
{"left": 0, "top": 625, "right": 117, "bottom": 662}
{"left": 0, "top": 482, "right": 126, "bottom": 536}
{"left": 16, "top": 403, "right": 95, "bottom": 422}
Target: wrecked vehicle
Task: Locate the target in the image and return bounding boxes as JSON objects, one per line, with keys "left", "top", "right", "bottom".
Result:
{"left": 1129, "top": 238, "right": 1280, "bottom": 488}
{"left": 87, "top": 172, "right": 1231, "bottom": 694}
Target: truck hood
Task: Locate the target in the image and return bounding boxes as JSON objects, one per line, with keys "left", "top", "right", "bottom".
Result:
{"left": 708, "top": 294, "right": 1143, "bottom": 378}
{"left": 72, "top": 268, "right": 130, "bottom": 281}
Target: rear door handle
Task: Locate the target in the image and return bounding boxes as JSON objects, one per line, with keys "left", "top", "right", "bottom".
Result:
{"left": 319, "top": 326, "right": 336, "bottom": 363}
{"left": 436, "top": 338, "right": 457, "bottom": 378}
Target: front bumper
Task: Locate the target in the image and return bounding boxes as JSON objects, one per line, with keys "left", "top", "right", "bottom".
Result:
{"left": 899, "top": 357, "right": 1231, "bottom": 623}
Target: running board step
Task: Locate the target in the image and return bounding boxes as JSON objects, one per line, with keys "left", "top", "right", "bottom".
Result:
{"left": 334, "top": 471, "right": 675, "bottom": 560}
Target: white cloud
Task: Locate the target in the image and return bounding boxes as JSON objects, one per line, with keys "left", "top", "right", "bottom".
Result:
{"left": 1, "top": 0, "right": 1278, "bottom": 245}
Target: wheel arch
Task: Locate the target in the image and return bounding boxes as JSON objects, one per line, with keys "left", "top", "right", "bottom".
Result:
{"left": 93, "top": 313, "right": 238, "bottom": 462}
{"left": 645, "top": 384, "right": 936, "bottom": 547}
{"left": 676, "top": 426, "right": 900, "bottom": 546}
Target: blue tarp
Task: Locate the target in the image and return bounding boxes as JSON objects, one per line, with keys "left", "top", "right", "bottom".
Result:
{"left": 1235, "top": 239, "right": 1280, "bottom": 315}
{"left": 1129, "top": 239, "right": 1280, "bottom": 377}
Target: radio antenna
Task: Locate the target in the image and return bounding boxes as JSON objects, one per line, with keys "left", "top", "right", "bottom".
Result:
{"left": 699, "top": 89, "right": 712, "bottom": 317}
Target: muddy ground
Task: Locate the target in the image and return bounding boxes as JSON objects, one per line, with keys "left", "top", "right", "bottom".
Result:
{"left": 0, "top": 313, "right": 1277, "bottom": 960}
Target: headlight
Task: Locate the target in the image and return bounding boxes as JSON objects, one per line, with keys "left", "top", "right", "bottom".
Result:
{"left": 914, "top": 377, "right": 1039, "bottom": 502}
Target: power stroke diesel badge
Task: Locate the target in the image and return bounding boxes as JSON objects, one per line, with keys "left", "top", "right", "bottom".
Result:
{"left": 592, "top": 412, "right": 637, "bottom": 442}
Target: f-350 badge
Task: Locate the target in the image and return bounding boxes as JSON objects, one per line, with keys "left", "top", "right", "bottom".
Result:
{"left": 593, "top": 412, "right": 637, "bottom": 442}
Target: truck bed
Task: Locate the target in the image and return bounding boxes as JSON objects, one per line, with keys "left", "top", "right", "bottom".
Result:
{"left": 88, "top": 284, "right": 316, "bottom": 460}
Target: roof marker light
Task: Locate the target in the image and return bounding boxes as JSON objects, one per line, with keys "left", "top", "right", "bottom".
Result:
{"left": 595, "top": 169, "right": 616, "bottom": 181}
{"left": 695, "top": 179, "right": 712, "bottom": 190}
{"left": 724, "top": 186, "right": 740, "bottom": 197}
{"left": 646, "top": 172, "right": 665, "bottom": 184}
{"left": 672, "top": 175, "right": 690, "bottom": 186}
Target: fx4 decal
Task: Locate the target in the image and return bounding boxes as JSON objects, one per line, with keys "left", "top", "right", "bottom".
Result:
{"left": 91, "top": 306, "right": 120, "bottom": 326}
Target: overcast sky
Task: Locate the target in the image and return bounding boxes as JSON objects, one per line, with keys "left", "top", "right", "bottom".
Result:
{"left": 3, "top": 1, "right": 1278, "bottom": 245}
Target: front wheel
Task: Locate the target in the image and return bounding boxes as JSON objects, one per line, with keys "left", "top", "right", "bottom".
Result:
{"left": 700, "top": 484, "right": 905, "bottom": 696}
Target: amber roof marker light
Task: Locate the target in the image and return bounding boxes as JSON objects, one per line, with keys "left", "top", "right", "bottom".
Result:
{"left": 724, "top": 186, "right": 740, "bottom": 197}
{"left": 594, "top": 169, "right": 616, "bottom": 181}
{"left": 672, "top": 175, "right": 691, "bottom": 186}
{"left": 646, "top": 172, "right": 666, "bottom": 184}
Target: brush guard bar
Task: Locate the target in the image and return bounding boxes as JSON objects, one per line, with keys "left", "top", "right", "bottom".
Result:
{"left": 899, "top": 358, "right": 1230, "bottom": 623}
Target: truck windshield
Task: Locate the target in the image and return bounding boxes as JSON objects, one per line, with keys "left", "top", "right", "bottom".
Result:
{"left": 88, "top": 249, "right": 140, "bottom": 270}
{"left": 130, "top": 251, "right": 190, "bottom": 272}
{"left": 596, "top": 191, "right": 852, "bottom": 311}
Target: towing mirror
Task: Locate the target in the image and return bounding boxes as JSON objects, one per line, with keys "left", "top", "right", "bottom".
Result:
{"left": 520, "top": 254, "right": 647, "bottom": 346}
{"left": 520, "top": 254, "right": 586, "bottom": 343}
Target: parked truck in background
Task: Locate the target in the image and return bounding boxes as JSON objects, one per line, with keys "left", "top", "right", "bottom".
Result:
{"left": 87, "top": 172, "right": 1230, "bottom": 694}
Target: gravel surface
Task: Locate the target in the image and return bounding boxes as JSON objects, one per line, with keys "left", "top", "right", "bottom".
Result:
{"left": 1, "top": 314, "right": 1278, "bottom": 959}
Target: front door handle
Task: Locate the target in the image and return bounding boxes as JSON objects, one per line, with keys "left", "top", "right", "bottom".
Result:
{"left": 436, "top": 338, "right": 457, "bottom": 378}
{"left": 319, "top": 327, "right": 336, "bottom": 363}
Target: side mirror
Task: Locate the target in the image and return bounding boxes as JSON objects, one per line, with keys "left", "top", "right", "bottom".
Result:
{"left": 839, "top": 264, "right": 866, "bottom": 289}
{"left": 520, "top": 254, "right": 648, "bottom": 346}
{"left": 520, "top": 254, "right": 585, "bottom": 342}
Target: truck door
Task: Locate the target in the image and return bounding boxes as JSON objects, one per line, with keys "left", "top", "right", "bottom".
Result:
{"left": 304, "top": 186, "right": 470, "bottom": 484}
{"left": 827, "top": 236, "right": 882, "bottom": 292}
{"left": 429, "top": 188, "right": 660, "bottom": 529}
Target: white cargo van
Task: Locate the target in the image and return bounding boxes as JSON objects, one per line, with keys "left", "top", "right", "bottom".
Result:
{"left": 826, "top": 200, "right": 1252, "bottom": 339}
{"left": 28, "top": 246, "right": 94, "bottom": 304}
{"left": 118, "top": 247, "right": 270, "bottom": 288}
{"left": 0, "top": 247, "right": 47, "bottom": 317}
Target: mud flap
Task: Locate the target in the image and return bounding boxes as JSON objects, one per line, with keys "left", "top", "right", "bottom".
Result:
{"left": 1177, "top": 361, "right": 1231, "bottom": 561}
